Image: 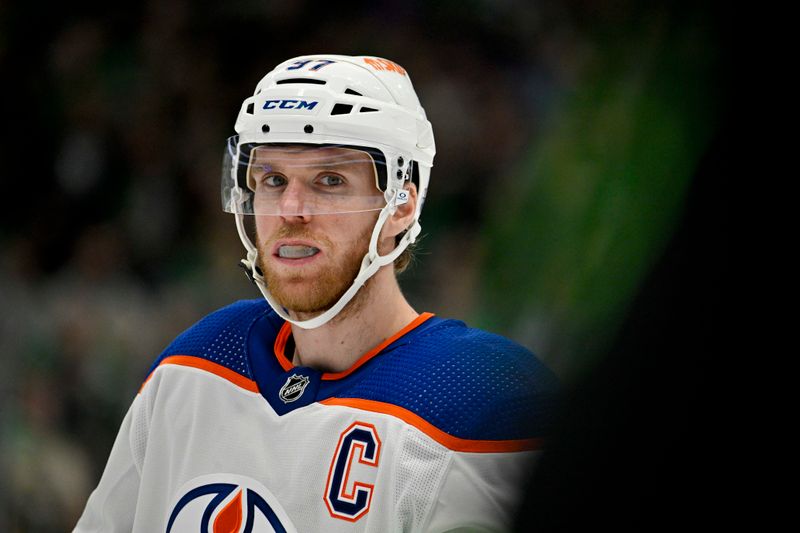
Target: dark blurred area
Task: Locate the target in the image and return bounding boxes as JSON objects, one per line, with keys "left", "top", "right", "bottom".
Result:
{"left": 512, "top": 6, "right": 733, "bottom": 529}
{"left": 515, "top": 116, "right": 732, "bottom": 531}
{"left": 0, "top": 1, "right": 726, "bottom": 530}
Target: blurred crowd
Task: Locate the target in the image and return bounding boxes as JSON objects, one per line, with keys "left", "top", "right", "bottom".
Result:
{"left": 0, "top": 1, "right": 722, "bottom": 530}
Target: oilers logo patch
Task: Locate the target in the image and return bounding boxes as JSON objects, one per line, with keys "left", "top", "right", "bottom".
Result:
{"left": 166, "top": 474, "right": 297, "bottom": 533}
{"left": 279, "top": 374, "right": 310, "bottom": 404}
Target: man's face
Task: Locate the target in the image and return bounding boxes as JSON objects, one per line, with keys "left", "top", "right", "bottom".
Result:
{"left": 251, "top": 145, "right": 383, "bottom": 315}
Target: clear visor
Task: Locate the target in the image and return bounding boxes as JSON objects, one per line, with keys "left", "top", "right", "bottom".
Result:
{"left": 222, "top": 137, "right": 387, "bottom": 216}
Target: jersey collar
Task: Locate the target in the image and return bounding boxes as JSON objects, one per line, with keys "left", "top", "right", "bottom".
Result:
{"left": 273, "top": 312, "right": 435, "bottom": 381}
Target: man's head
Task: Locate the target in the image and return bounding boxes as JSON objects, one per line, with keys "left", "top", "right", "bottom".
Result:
{"left": 222, "top": 55, "right": 435, "bottom": 329}
{"left": 251, "top": 144, "right": 417, "bottom": 318}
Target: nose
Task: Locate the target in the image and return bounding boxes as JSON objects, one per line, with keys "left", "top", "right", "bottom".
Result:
{"left": 278, "top": 179, "right": 312, "bottom": 222}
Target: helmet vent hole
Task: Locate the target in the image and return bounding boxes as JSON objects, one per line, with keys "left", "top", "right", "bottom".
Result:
{"left": 360, "top": 106, "right": 379, "bottom": 113}
{"left": 344, "top": 88, "right": 363, "bottom": 96}
{"left": 246, "top": 103, "right": 254, "bottom": 115}
{"left": 304, "top": 124, "right": 314, "bottom": 133}
{"left": 331, "top": 103, "right": 353, "bottom": 115}
{"left": 276, "top": 78, "right": 327, "bottom": 85}
{"left": 261, "top": 124, "right": 270, "bottom": 133}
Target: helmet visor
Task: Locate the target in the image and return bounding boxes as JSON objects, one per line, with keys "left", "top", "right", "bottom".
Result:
{"left": 222, "top": 137, "right": 386, "bottom": 216}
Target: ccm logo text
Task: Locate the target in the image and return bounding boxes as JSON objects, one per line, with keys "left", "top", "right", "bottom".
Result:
{"left": 263, "top": 99, "right": 319, "bottom": 110}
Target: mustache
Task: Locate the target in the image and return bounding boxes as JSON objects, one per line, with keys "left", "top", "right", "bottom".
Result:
{"left": 261, "top": 225, "right": 334, "bottom": 249}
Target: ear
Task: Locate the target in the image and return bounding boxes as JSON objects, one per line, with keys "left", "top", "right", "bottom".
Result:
{"left": 380, "top": 182, "right": 418, "bottom": 242}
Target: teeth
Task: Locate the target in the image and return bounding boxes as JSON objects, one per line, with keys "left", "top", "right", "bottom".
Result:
{"left": 278, "top": 245, "right": 320, "bottom": 259}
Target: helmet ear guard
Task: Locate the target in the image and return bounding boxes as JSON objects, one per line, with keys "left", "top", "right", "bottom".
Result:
{"left": 224, "top": 55, "right": 434, "bottom": 329}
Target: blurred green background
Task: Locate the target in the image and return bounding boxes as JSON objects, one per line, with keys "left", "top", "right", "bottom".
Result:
{"left": 0, "top": 1, "right": 725, "bottom": 529}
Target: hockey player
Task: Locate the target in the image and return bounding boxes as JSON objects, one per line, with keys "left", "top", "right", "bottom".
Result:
{"left": 75, "top": 55, "right": 559, "bottom": 532}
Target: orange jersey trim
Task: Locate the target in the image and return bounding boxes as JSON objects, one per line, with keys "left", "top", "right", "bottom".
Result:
{"left": 273, "top": 312, "right": 436, "bottom": 381}
{"left": 140, "top": 355, "right": 259, "bottom": 394}
{"left": 320, "top": 397, "right": 543, "bottom": 453}
{"left": 274, "top": 324, "right": 294, "bottom": 372}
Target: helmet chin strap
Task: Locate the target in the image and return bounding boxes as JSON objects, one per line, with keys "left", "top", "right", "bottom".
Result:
{"left": 234, "top": 191, "right": 420, "bottom": 330}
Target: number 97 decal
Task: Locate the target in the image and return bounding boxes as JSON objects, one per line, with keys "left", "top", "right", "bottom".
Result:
{"left": 286, "top": 59, "right": 336, "bottom": 71}
{"left": 323, "top": 422, "right": 382, "bottom": 522}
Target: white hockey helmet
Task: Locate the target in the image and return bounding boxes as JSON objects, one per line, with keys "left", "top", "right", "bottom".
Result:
{"left": 222, "top": 54, "right": 435, "bottom": 329}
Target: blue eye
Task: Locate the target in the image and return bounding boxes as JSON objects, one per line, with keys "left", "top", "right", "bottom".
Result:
{"left": 318, "top": 174, "right": 345, "bottom": 186}
{"left": 263, "top": 175, "right": 287, "bottom": 187}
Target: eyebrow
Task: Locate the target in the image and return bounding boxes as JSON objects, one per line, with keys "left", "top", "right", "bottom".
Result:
{"left": 251, "top": 152, "right": 375, "bottom": 174}
{"left": 254, "top": 153, "right": 369, "bottom": 165}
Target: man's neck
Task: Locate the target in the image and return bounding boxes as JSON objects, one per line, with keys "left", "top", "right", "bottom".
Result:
{"left": 288, "top": 266, "right": 418, "bottom": 373}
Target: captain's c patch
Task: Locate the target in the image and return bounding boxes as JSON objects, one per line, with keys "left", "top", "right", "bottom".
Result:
{"left": 323, "top": 422, "right": 382, "bottom": 522}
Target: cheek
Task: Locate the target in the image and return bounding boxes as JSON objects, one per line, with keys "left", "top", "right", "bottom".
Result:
{"left": 254, "top": 216, "right": 279, "bottom": 243}
{"left": 324, "top": 219, "right": 367, "bottom": 253}
{"left": 347, "top": 213, "right": 381, "bottom": 244}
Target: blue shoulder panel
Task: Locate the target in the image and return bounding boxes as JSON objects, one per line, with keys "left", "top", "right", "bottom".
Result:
{"left": 147, "top": 302, "right": 559, "bottom": 442}
{"left": 147, "top": 299, "right": 276, "bottom": 380}
{"left": 336, "top": 320, "right": 561, "bottom": 441}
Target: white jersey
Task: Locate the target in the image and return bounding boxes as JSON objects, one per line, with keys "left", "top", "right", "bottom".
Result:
{"left": 75, "top": 300, "right": 559, "bottom": 532}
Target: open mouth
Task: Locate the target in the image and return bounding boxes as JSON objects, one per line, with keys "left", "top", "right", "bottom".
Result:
{"left": 277, "top": 245, "right": 320, "bottom": 259}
